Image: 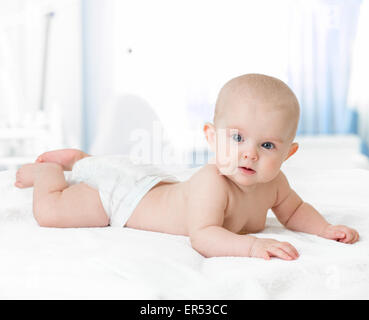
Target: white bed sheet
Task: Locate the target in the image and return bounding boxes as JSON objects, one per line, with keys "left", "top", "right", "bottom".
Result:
{"left": 0, "top": 165, "right": 368, "bottom": 299}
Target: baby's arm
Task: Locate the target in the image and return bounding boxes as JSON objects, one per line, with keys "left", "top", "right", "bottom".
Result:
{"left": 187, "top": 167, "right": 298, "bottom": 260}
{"left": 272, "top": 172, "right": 359, "bottom": 243}
{"left": 187, "top": 171, "right": 253, "bottom": 257}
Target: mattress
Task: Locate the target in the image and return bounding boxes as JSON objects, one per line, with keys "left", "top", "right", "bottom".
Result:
{"left": 0, "top": 163, "right": 368, "bottom": 299}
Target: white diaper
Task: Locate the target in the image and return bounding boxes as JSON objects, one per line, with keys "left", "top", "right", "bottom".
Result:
{"left": 69, "top": 155, "right": 179, "bottom": 227}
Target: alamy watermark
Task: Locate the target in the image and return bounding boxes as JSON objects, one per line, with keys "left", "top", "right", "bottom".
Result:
{"left": 127, "top": 120, "right": 239, "bottom": 174}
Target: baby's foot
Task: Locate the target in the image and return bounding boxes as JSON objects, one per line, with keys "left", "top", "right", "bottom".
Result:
{"left": 15, "top": 163, "right": 40, "bottom": 188}
{"left": 36, "top": 149, "right": 85, "bottom": 171}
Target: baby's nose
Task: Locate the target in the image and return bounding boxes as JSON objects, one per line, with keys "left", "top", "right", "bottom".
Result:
{"left": 241, "top": 149, "right": 258, "bottom": 161}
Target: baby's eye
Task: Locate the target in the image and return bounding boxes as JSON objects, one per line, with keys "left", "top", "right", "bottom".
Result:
{"left": 261, "top": 142, "right": 275, "bottom": 150}
{"left": 231, "top": 133, "right": 243, "bottom": 143}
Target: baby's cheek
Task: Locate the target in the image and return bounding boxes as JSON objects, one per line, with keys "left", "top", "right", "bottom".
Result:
{"left": 214, "top": 144, "right": 239, "bottom": 176}
{"left": 260, "top": 159, "right": 282, "bottom": 180}
{"left": 216, "top": 156, "right": 239, "bottom": 176}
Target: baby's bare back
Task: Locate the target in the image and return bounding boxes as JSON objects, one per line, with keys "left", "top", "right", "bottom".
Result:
{"left": 126, "top": 164, "right": 278, "bottom": 236}
{"left": 125, "top": 180, "right": 190, "bottom": 235}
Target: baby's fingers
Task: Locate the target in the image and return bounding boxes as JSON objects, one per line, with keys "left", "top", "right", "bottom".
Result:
{"left": 267, "top": 246, "right": 295, "bottom": 261}
{"left": 353, "top": 232, "right": 360, "bottom": 243}
{"left": 280, "top": 242, "right": 299, "bottom": 259}
{"left": 323, "top": 228, "right": 346, "bottom": 241}
{"left": 339, "top": 229, "right": 359, "bottom": 244}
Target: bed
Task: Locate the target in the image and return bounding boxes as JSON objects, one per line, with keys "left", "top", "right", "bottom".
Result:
{"left": 0, "top": 156, "right": 368, "bottom": 300}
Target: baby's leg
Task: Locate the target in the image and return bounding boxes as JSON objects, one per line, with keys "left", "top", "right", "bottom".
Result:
{"left": 20, "top": 163, "right": 109, "bottom": 228}
{"left": 36, "top": 148, "right": 90, "bottom": 171}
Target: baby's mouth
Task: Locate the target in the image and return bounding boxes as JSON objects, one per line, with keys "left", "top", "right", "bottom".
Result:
{"left": 239, "top": 166, "right": 256, "bottom": 175}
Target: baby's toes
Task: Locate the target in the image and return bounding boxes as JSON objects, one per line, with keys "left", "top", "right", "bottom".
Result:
{"left": 15, "top": 171, "right": 25, "bottom": 188}
{"left": 35, "top": 153, "right": 47, "bottom": 163}
{"left": 14, "top": 164, "right": 37, "bottom": 188}
{"left": 14, "top": 180, "right": 25, "bottom": 188}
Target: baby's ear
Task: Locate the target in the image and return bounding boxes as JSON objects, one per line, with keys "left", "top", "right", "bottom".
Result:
{"left": 285, "top": 142, "right": 299, "bottom": 160}
{"left": 203, "top": 122, "right": 216, "bottom": 152}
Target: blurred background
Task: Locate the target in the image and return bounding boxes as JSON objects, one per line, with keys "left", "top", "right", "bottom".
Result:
{"left": 0, "top": 0, "right": 369, "bottom": 170}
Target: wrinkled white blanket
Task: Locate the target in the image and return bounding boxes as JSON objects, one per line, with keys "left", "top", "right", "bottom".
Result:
{"left": 0, "top": 166, "right": 368, "bottom": 299}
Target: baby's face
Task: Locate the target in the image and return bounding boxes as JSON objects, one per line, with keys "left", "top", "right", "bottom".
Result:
{"left": 210, "top": 99, "right": 297, "bottom": 188}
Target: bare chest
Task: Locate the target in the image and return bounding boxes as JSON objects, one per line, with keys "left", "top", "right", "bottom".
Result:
{"left": 222, "top": 185, "right": 276, "bottom": 234}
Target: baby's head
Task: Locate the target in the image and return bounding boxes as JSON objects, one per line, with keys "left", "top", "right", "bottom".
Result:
{"left": 204, "top": 73, "right": 300, "bottom": 187}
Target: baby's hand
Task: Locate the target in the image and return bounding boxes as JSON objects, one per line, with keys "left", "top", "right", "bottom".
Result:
{"left": 250, "top": 238, "right": 299, "bottom": 261}
{"left": 320, "top": 224, "right": 359, "bottom": 244}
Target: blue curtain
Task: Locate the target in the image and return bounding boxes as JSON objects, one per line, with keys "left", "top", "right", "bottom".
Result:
{"left": 81, "top": 0, "right": 115, "bottom": 152}
{"left": 287, "top": 0, "right": 362, "bottom": 137}
{"left": 348, "top": 0, "right": 369, "bottom": 156}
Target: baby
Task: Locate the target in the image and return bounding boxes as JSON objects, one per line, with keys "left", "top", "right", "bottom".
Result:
{"left": 15, "top": 73, "right": 359, "bottom": 260}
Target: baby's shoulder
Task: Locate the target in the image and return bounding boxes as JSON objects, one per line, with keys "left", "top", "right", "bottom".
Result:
{"left": 189, "top": 164, "right": 227, "bottom": 181}
{"left": 270, "top": 170, "right": 293, "bottom": 203}
{"left": 187, "top": 164, "right": 229, "bottom": 191}
{"left": 185, "top": 164, "right": 229, "bottom": 208}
